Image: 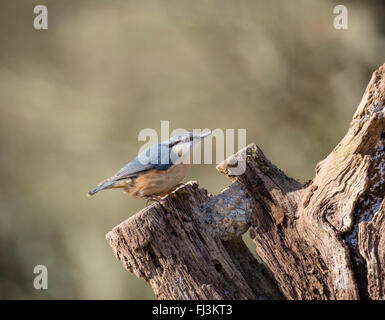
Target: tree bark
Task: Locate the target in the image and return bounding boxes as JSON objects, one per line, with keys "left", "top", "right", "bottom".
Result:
{"left": 106, "top": 63, "right": 385, "bottom": 300}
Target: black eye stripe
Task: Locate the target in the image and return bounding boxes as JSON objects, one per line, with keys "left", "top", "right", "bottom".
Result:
{"left": 169, "top": 135, "right": 194, "bottom": 147}
{"left": 169, "top": 141, "right": 179, "bottom": 147}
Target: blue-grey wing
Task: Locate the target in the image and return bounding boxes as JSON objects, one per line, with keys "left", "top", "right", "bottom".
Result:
{"left": 114, "top": 158, "right": 153, "bottom": 178}
{"left": 114, "top": 143, "right": 174, "bottom": 178}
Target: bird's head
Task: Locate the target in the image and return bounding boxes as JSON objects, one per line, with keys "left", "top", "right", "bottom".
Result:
{"left": 165, "top": 130, "right": 211, "bottom": 164}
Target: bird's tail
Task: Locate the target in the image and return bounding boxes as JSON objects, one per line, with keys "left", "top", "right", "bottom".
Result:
{"left": 87, "top": 180, "right": 116, "bottom": 196}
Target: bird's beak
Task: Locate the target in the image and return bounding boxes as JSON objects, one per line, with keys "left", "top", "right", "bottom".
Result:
{"left": 199, "top": 130, "right": 211, "bottom": 139}
{"left": 191, "top": 130, "right": 211, "bottom": 146}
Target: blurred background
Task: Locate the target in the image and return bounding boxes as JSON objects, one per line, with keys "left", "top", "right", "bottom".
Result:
{"left": 0, "top": 0, "right": 384, "bottom": 299}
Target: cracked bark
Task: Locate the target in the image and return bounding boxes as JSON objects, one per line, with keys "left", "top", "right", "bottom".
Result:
{"left": 106, "top": 63, "right": 385, "bottom": 300}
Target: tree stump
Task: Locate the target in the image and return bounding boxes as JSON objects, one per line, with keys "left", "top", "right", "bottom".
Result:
{"left": 106, "top": 63, "right": 385, "bottom": 300}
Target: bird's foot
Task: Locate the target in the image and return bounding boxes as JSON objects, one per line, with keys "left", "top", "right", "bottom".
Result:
{"left": 145, "top": 195, "right": 163, "bottom": 207}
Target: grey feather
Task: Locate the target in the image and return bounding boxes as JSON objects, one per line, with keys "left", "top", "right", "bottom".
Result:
{"left": 115, "top": 143, "right": 175, "bottom": 178}
{"left": 88, "top": 180, "right": 116, "bottom": 196}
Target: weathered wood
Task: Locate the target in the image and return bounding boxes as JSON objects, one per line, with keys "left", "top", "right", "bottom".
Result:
{"left": 106, "top": 182, "right": 282, "bottom": 299}
{"left": 217, "top": 63, "right": 385, "bottom": 299}
{"left": 107, "top": 63, "right": 385, "bottom": 300}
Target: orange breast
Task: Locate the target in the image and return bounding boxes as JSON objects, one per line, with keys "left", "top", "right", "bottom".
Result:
{"left": 129, "top": 163, "right": 191, "bottom": 198}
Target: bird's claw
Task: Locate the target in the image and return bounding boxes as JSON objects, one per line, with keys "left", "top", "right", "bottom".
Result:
{"left": 145, "top": 195, "right": 163, "bottom": 207}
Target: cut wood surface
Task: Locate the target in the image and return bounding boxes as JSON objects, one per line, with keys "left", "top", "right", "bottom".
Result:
{"left": 106, "top": 63, "right": 385, "bottom": 300}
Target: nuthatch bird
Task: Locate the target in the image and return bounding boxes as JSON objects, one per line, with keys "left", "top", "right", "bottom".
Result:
{"left": 88, "top": 130, "right": 211, "bottom": 201}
